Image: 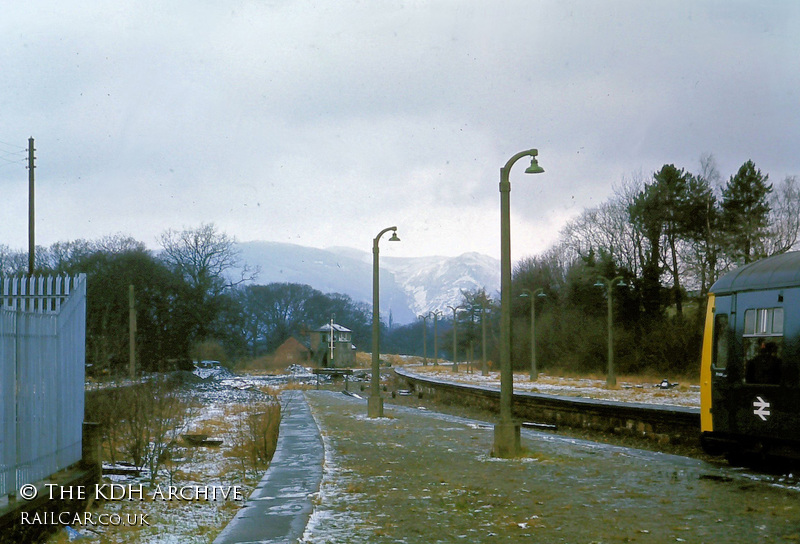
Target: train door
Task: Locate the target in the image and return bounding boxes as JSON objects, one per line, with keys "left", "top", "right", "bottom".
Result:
{"left": 708, "top": 294, "right": 734, "bottom": 435}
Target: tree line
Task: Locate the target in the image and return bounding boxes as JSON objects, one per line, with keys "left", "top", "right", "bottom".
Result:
{"left": 0, "top": 224, "right": 372, "bottom": 376}
{"left": 512, "top": 156, "right": 799, "bottom": 376}
{"left": 386, "top": 157, "right": 799, "bottom": 378}
{"left": 3, "top": 156, "right": 796, "bottom": 378}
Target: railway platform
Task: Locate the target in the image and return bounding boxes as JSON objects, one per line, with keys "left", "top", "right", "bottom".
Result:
{"left": 299, "top": 389, "right": 800, "bottom": 543}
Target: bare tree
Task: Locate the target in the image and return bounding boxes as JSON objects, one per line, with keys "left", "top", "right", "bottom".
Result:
{"left": 559, "top": 172, "right": 644, "bottom": 276}
{"left": 763, "top": 175, "right": 800, "bottom": 255}
{"left": 0, "top": 244, "right": 17, "bottom": 275}
{"left": 159, "top": 223, "right": 256, "bottom": 296}
{"left": 159, "top": 223, "right": 258, "bottom": 341}
{"left": 112, "top": 378, "right": 196, "bottom": 485}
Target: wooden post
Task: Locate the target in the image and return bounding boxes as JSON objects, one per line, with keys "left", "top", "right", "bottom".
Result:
{"left": 27, "top": 137, "right": 35, "bottom": 276}
{"left": 129, "top": 284, "right": 136, "bottom": 379}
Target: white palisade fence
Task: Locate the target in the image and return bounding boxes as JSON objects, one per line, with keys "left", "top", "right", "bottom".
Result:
{"left": 0, "top": 275, "right": 87, "bottom": 498}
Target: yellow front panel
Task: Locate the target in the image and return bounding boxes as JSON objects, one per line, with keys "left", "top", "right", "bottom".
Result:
{"left": 700, "top": 294, "right": 715, "bottom": 432}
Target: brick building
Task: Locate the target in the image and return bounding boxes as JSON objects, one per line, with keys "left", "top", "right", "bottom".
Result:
{"left": 274, "top": 336, "right": 311, "bottom": 365}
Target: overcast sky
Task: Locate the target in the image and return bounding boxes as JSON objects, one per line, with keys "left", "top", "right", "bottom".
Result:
{"left": 2, "top": 1, "right": 799, "bottom": 262}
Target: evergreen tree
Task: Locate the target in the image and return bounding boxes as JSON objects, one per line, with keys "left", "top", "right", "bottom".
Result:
{"left": 721, "top": 160, "right": 772, "bottom": 264}
{"left": 686, "top": 167, "right": 722, "bottom": 295}
{"left": 629, "top": 164, "right": 713, "bottom": 317}
{"left": 629, "top": 178, "right": 665, "bottom": 320}
{"left": 653, "top": 164, "right": 694, "bottom": 316}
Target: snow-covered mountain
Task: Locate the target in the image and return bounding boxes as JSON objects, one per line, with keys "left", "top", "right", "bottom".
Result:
{"left": 235, "top": 241, "right": 499, "bottom": 325}
{"left": 382, "top": 252, "right": 500, "bottom": 317}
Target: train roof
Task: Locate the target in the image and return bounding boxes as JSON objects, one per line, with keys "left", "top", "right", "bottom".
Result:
{"left": 710, "top": 251, "right": 800, "bottom": 295}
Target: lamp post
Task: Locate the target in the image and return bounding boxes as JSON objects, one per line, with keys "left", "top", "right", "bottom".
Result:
{"left": 594, "top": 275, "right": 626, "bottom": 387}
{"left": 520, "top": 288, "right": 546, "bottom": 381}
{"left": 468, "top": 305, "right": 479, "bottom": 374}
{"left": 419, "top": 314, "right": 429, "bottom": 366}
{"left": 494, "top": 149, "right": 544, "bottom": 458}
{"left": 480, "top": 295, "right": 490, "bottom": 376}
{"left": 369, "top": 226, "right": 400, "bottom": 418}
{"left": 448, "top": 305, "right": 463, "bottom": 372}
{"left": 430, "top": 310, "right": 441, "bottom": 366}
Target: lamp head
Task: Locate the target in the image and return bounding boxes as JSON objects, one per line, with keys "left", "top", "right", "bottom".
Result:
{"left": 389, "top": 231, "right": 400, "bottom": 242}
{"left": 593, "top": 281, "right": 604, "bottom": 288}
{"left": 525, "top": 151, "right": 544, "bottom": 174}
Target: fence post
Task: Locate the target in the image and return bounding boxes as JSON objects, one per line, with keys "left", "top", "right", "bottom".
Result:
{"left": 81, "top": 422, "right": 102, "bottom": 481}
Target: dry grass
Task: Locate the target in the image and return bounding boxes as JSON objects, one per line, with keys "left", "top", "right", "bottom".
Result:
{"left": 224, "top": 399, "right": 282, "bottom": 478}
{"left": 352, "top": 351, "right": 422, "bottom": 368}
{"left": 234, "top": 354, "right": 290, "bottom": 374}
{"left": 544, "top": 367, "right": 700, "bottom": 387}
{"left": 354, "top": 351, "right": 372, "bottom": 367}
{"left": 400, "top": 360, "right": 700, "bottom": 388}
{"left": 46, "top": 386, "right": 289, "bottom": 543}
{"left": 402, "top": 363, "right": 700, "bottom": 407}
{"left": 187, "top": 411, "right": 229, "bottom": 437}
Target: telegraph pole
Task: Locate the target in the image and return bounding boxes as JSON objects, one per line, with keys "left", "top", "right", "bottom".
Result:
{"left": 27, "top": 137, "right": 35, "bottom": 276}
{"left": 129, "top": 285, "right": 137, "bottom": 379}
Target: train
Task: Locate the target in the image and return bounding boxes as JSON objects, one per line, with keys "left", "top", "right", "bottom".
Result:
{"left": 700, "top": 250, "right": 800, "bottom": 462}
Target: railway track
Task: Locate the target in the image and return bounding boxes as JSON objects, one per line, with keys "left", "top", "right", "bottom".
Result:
{"left": 393, "top": 366, "right": 702, "bottom": 449}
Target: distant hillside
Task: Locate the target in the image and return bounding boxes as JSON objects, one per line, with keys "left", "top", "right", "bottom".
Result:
{"left": 383, "top": 251, "right": 500, "bottom": 317}
{"left": 235, "top": 241, "right": 499, "bottom": 325}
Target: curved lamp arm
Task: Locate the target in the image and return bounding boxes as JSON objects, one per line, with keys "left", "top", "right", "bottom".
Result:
{"left": 374, "top": 226, "right": 399, "bottom": 247}
{"left": 500, "top": 149, "right": 543, "bottom": 190}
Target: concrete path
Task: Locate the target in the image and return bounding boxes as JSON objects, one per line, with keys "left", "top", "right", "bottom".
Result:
{"left": 213, "top": 390, "right": 324, "bottom": 544}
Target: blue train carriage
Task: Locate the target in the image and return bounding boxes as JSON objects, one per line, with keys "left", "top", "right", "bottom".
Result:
{"left": 701, "top": 251, "right": 800, "bottom": 461}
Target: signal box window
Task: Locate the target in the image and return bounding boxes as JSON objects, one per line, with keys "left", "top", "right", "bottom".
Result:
{"left": 743, "top": 308, "right": 784, "bottom": 385}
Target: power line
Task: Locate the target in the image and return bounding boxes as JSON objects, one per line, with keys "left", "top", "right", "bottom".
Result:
{"left": 0, "top": 151, "right": 26, "bottom": 163}
{"left": 0, "top": 140, "right": 27, "bottom": 171}
{"left": 0, "top": 139, "right": 26, "bottom": 153}
{"left": 0, "top": 158, "right": 26, "bottom": 169}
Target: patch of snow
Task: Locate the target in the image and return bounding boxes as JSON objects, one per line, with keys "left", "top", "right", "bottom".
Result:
{"left": 403, "top": 365, "right": 701, "bottom": 408}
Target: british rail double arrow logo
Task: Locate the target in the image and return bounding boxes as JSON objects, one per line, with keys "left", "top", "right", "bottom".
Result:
{"left": 753, "top": 396, "right": 771, "bottom": 421}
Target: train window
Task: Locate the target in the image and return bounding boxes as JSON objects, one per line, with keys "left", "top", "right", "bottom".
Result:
{"left": 743, "top": 307, "right": 785, "bottom": 385}
{"left": 744, "top": 310, "right": 755, "bottom": 335}
{"left": 772, "top": 308, "right": 784, "bottom": 334}
{"left": 713, "top": 314, "right": 729, "bottom": 369}
{"left": 743, "top": 308, "right": 783, "bottom": 337}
